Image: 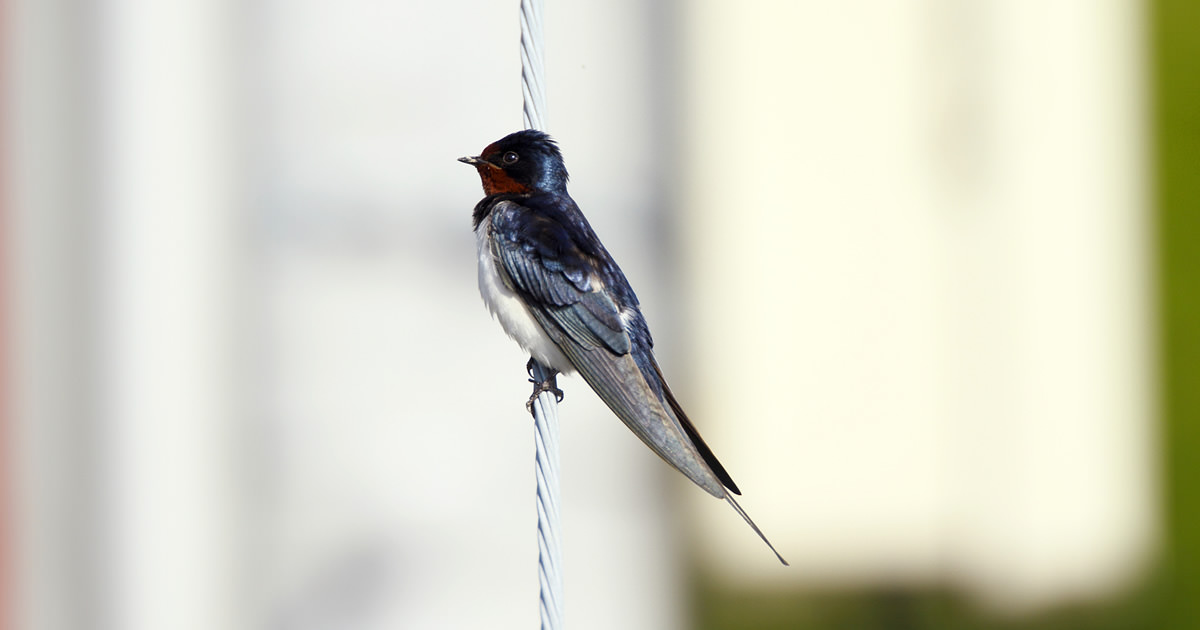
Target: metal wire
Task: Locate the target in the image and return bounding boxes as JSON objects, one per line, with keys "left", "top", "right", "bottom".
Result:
{"left": 520, "top": 0, "right": 548, "bottom": 131}
{"left": 529, "top": 360, "right": 562, "bottom": 630}
{"left": 520, "top": 1, "right": 562, "bottom": 628}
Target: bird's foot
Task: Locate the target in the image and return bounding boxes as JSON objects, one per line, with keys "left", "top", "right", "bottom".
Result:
{"left": 526, "top": 371, "right": 564, "bottom": 413}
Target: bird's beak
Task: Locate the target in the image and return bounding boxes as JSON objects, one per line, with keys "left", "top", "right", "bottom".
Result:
{"left": 458, "top": 155, "right": 483, "bottom": 165}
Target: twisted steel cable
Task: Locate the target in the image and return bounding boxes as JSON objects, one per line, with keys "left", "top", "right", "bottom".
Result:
{"left": 520, "top": 1, "right": 563, "bottom": 628}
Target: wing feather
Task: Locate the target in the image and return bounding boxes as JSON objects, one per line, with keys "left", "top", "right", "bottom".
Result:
{"left": 530, "top": 309, "right": 725, "bottom": 497}
{"left": 486, "top": 200, "right": 725, "bottom": 496}
{"left": 490, "top": 202, "right": 628, "bottom": 354}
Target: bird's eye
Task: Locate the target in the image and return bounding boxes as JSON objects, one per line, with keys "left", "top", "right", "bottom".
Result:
{"left": 502, "top": 151, "right": 519, "bottom": 165}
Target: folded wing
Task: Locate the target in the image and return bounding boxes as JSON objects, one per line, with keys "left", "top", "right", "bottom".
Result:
{"left": 488, "top": 200, "right": 726, "bottom": 497}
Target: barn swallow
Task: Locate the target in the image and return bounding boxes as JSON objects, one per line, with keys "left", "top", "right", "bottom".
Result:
{"left": 460, "top": 130, "right": 787, "bottom": 565}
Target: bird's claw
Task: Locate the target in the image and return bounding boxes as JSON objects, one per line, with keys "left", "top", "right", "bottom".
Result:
{"left": 526, "top": 374, "right": 564, "bottom": 413}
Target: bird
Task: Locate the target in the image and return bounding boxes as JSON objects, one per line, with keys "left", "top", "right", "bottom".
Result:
{"left": 460, "top": 129, "right": 787, "bottom": 565}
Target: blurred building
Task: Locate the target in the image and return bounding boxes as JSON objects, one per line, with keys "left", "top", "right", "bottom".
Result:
{"left": 7, "top": 1, "right": 1174, "bottom": 630}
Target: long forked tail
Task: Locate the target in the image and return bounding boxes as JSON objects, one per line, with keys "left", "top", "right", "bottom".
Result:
{"left": 724, "top": 494, "right": 789, "bottom": 566}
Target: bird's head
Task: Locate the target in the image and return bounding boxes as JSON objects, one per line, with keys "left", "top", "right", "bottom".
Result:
{"left": 459, "top": 130, "right": 569, "bottom": 196}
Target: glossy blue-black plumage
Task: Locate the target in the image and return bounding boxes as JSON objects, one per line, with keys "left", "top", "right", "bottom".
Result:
{"left": 468, "top": 131, "right": 740, "bottom": 495}
{"left": 464, "top": 131, "right": 788, "bottom": 564}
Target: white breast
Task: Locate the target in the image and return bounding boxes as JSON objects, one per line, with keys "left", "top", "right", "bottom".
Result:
{"left": 476, "top": 225, "right": 574, "bottom": 374}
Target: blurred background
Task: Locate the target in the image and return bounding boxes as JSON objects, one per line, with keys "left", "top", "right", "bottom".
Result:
{"left": 5, "top": 1, "right": 1198, "bottom": 629}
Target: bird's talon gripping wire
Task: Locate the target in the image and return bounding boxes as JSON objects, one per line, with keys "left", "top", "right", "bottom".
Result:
{"left": 526, "top": 373, "right": 564, "bottom": 413}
